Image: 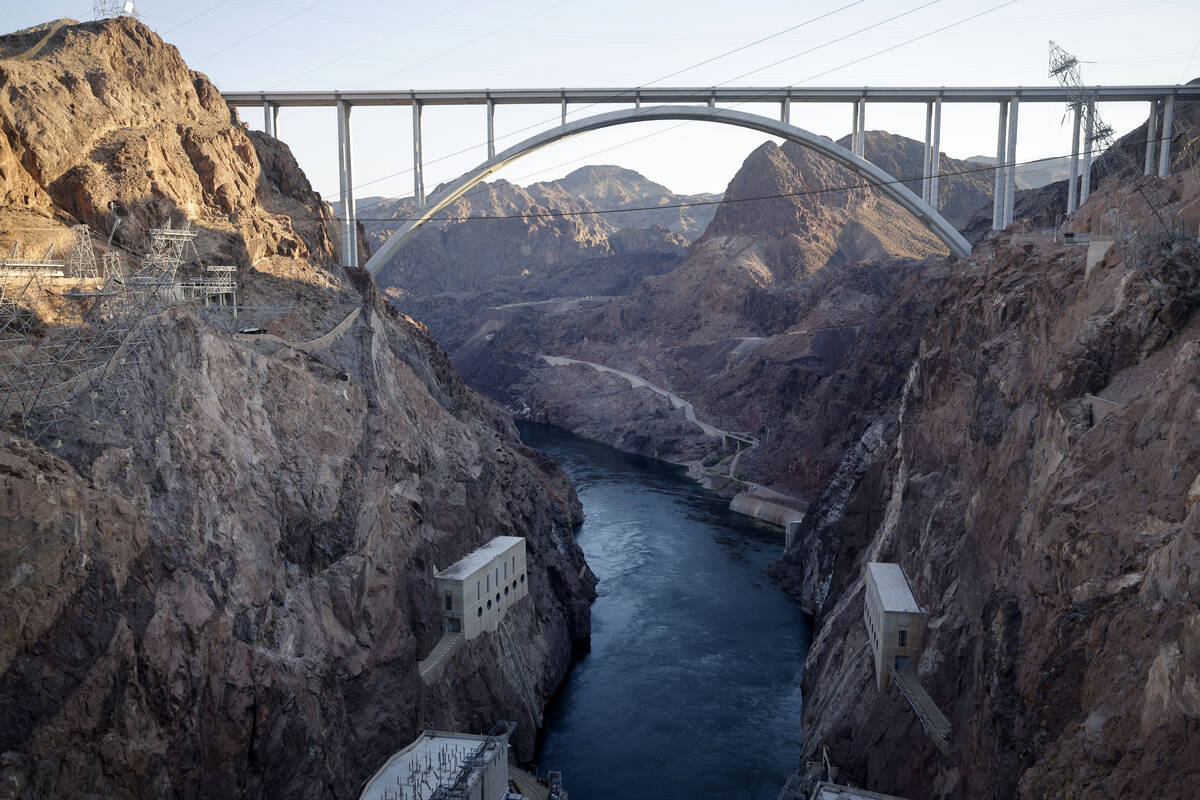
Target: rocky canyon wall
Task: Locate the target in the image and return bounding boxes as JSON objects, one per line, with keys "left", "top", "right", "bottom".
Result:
{"left": 0, "top": 17, "right": 594, "bottom": 799}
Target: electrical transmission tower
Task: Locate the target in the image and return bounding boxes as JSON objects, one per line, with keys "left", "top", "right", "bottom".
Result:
{"left": 94, "top": 1, "right": 136, "bottom": 20}
{"left": 1049, "top": 41, "right": 1197, "bottom": 272}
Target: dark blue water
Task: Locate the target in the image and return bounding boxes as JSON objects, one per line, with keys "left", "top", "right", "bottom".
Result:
{"left": 519, "top": 423, "right": 811, "bottom": 800}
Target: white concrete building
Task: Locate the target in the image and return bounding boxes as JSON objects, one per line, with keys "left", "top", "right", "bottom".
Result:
{"left": 435, "top": 536, "right": 528, "bottom": 640}
{"left": 863, "top": 562, "right": 927, "bottom": 691}
{"left": 358, "top": 727, "right": 511, "bottom": 800}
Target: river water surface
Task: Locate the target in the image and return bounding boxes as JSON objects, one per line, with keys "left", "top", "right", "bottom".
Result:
{"left": 519, "top": 423, "right": 811, "bottom": 800}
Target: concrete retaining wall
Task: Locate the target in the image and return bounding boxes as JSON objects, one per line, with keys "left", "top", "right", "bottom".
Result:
{"left": 729, "top": 492, "right": 805, "bottom": 527}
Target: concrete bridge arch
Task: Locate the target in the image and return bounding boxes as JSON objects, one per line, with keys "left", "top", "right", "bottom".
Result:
{"left": 363, "top": 104, "right": 972, "bottom": 277}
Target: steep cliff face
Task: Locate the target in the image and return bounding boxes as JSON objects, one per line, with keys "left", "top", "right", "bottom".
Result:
{"left": 0, "top": 16, "right": 595, "bottom": 799}
{"left": 779, "top": 170, "right": 1200, "bottom": 797}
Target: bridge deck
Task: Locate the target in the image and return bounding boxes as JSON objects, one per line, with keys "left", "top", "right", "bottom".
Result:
{"left": 223, "top": 84, "right": 1200, "bottom": 108}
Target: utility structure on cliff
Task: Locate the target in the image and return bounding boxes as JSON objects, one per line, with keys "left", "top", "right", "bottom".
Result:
{"left": 863, "top": 562, "right": 951, "bottom": 751}
{"left": 435, "top": 536, "right": 528, "bottom": 639}
{"left": 358, "top": 722, "right": 515, "bottom": 800}
{"left": 863, "top": 562, "right": 927, "bottom": 690}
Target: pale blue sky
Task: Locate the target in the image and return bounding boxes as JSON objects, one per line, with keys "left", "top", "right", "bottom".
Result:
{"left": 9, "top": 1, "right": 1200, "bottom": 204}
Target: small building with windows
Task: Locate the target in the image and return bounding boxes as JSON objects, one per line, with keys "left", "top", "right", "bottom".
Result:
{"left": 863, "top": 562, "right": 927, "bottom": 690}
{"left": 435, "top": 536, "right": 528, "bottom": 640}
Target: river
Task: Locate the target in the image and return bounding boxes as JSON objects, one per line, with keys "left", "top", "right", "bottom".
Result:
{"left": 519, "top": 423, "right": 811, "bottom": 800}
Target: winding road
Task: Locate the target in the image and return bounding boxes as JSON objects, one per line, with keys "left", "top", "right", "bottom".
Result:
{"left": 540, "top": 354, "right": 757, "bottom": 446}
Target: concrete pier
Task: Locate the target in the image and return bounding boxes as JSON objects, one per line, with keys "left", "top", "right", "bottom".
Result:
{"left": 487, "top": 94, "right": 496, "bottom": 158}
{"left": 335, "top": 98, "right": 357, "bottom": 268}
{"left": 992, "top": 100, "right": 1008, "bottom": 230}
{"left": 1067, "top": 103, "right": 1081, "bottom": 214}
{"left": 262, "top": 98, "right": 278, "bottom": 138}
{"left": 1144, "top": 100, "right": 1159, "bottom": 175}
{"left": 1159, "top": 95, "right": 1175, "bottom": 176}
{"left": 929, "top": 96, "right": 942, "bottom": 211}
{"left": 922, "top": 100, "right": 933, "bottom": 203}
{"left": 1003, "top": 95, "right": 1019, "bottom": 228}
{"left": 1081, "top": 100, "right": 1095, "bottom": 205}
{"left": 412, "top": 100, "right": 425, "bottom": 207}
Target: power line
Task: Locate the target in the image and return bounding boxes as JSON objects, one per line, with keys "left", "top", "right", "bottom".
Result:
{"left": 307, "top": 134, "right": 1176, "bottom": 227}
{"left": 326, "top": 1, "right": 941, "bottom": 216}
{"left": 344, "top": 0, "right": 1014, "bottom": 218}
{"left": 197, "top": 0, "right": 329, "bottom": 63}
{"left": 161, "top": 0, "right": 235, "bottom": 35}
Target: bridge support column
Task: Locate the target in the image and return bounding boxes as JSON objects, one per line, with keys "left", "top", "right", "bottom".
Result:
{"left": 1144, "top": 100, "right": 1159, "bottom": 175}
{"left": 1003, "top": 95, "right": 1019, "bottom": 228}
{"left": 1159, "top": 95, "right": 1175, "bottom": 176}
{"left": 1081, "top": 100, "right": 1095, "bottom": 206}
{"left": 1067, "top": 103, "right": 1081, "bottom": 214}
{"left": 336, "top": 99, "right": 357, "bottom": 268}
{"left": 263, "top": 100, "right": 278, "bottom": 138}
{"left": 560, "top": 91, "right": 567, "bottom": 125}
{"left": 852, "top": 99, "right": 865, "bottom": 157}
{"left": 781, "top": 97, "right": 791, "bottom": 125}
{"left": 922, "top": 101, "right": 933, "bottom": 203}
{"left": 929, "top": 96, "right": 942, "bottom": 211}
{"left": 992, "top": 100, "right": 1008, "bottom": 230}
{"left": 486, "top": 95, "right": 495, "bottom": 159}
{"left": 413, "top": 100, "right": 425, "bottom": 207}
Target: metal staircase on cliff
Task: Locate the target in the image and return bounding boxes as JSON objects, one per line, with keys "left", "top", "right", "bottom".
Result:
{"left": 890, "top": 668, "right": 951, "bottom": 752}
{"left": 498, "top": 619, "right": 543, "bottom": 730}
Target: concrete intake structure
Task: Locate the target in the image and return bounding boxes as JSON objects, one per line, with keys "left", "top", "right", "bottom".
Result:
{"left": 435, "top": 536, "right": 528, "bottom": 640}
{"left": 863, "top": 562, "right": 927, "bottom": 691}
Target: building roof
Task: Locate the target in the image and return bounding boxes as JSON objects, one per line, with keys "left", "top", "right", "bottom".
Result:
{"left": 814, "top": 781, "right": 910, "bottom": 800}
{"left": 866, "top": 562, "right": 924, "bottom": 614}
{"left": 358, "top": 730, "right": 489, "bottom": 799}
{"left": 436, "top": 536, "right": 524, "bottom": 580}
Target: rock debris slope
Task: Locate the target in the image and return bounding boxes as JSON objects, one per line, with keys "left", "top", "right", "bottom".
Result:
{"left": 0, "top": 16, "right": 594, "bottom": 799}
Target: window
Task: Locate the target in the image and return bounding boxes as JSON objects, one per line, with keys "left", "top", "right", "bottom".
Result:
{"left": 477, "top": 607, "right": 483, "bottom": 618}
{"left": 444, "top": 593, "right": 453, "bottom": 611}
{"left": 476, "top": 580, "right": 480, "bottom": 600}
{"left": 495, "top": 593, "right": 501, "bottom": 604}
{"left": 898, "top": 629, "right": 907, "bottom": 648}
{"left": 512, "top": 580, "right": 517, "bottom": 590}
{"left": 487, "top": 599, "right": 492, "bottom": 610}
{"left": 520, "top": 574, "right": 525, "bottom": 584}
{"left": 504, "top": 586, "right": 509, "bottom": 596}
{"left": 504, "top": 562, "right": 508, "bottom": 579}
{"left": 486, "top": 574, "right": 490, "bottom": 592}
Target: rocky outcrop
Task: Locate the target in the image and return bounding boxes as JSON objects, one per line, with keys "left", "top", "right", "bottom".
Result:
{"left": 0, "top": 16, "right": 595, "bottom": 799}
{"left": 0, "top": 17, "right": 358, "bottom": 285}
{"left": 837, "top": 131, "right": 994, "bottom": 229}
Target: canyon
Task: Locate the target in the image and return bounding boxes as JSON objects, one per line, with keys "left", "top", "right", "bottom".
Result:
{"left": 1, "top": 10, "right": 1199, "bottom": 800}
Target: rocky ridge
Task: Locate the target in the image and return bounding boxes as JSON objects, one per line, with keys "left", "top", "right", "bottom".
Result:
{"left": 0, "top": 16, "right": 595, "bottom": 798}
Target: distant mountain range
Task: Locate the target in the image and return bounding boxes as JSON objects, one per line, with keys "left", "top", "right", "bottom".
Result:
{"left": 965, "top": 153, "right": 1076, "bottom": 190}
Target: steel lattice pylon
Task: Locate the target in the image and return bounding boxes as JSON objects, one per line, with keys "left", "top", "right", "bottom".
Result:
{"left": 0, "top": 219, "right": 198, "bottom": 440}
{"left": 1049, "top": 41, "right": 1198, "bottom": 273}
{"left": 94, "top": 1, "right": 136, "bottom": 19}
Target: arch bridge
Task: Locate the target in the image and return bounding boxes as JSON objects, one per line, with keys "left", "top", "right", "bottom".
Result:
{"left": 221, "top": 84, "right": 1200, "bottom": 270}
